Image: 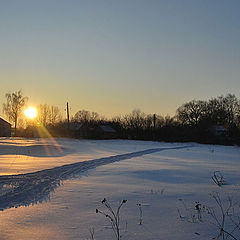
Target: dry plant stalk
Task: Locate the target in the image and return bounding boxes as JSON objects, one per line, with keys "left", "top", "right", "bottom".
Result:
{"left": 88, "top": 227, "right": 95, "bottom": 240}
{"left": 137, "top": 203, "right": 143, "bottom": 225}
{"left": 96, "top": 198, "right": 127, "bottom": 240}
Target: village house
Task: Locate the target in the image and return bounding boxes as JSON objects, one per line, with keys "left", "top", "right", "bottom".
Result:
{"left": 96, "top": 125, "right": 117, "bottom": 139}
{"left": 0, "top": 118, "right": 11, "bottom": 137}
{"left": 69, "top": 122, "right": 117, "bottom": 139}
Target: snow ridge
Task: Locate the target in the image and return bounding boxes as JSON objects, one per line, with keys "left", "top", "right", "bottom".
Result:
{"left": 0, "top": 145, "right": 191, "bottom": 211}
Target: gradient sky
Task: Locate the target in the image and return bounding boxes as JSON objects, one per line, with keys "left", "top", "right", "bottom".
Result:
{"left": 0, "top": 0, "right": 240, "bottom": 118}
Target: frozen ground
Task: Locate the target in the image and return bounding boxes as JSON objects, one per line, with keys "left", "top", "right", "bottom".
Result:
{"left": 0, "top": 138, "right": 240, "bottom": 240}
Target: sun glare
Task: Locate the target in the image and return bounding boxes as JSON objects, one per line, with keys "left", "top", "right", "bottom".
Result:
{"left": 24, "top": 107, "right": 38, "bottom": 119}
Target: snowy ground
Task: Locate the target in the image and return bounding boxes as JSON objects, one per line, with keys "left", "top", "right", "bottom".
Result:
{"left": 0, "top": 138, "right": 240, "bottom": 240}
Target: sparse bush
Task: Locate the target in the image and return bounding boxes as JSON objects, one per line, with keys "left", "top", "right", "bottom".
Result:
{"left": 212, "top": 171, "right": 226, "bottom": 187}
{"left": 178, "top": 193, "right": 240, "bottom": 239}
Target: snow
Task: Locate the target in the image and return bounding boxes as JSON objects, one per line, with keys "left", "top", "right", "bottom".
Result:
{"left": 0, "top": 138, "right": 240, "bottom": 240}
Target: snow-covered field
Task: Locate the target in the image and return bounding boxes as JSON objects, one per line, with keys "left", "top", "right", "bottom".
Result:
{"left": 0, "top": 138, "right": 240, "bottom": 240}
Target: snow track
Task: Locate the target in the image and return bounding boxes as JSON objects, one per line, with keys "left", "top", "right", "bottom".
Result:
{"left": 0, "top": 145, "right": 191, "bottom": 211}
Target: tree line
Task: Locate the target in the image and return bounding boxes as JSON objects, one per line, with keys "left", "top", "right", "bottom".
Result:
{"left": 70, "top": 93, "right": 240, "bottom": 144}
{"left": 2, "top": 91, "right": 240, "bottom": 144}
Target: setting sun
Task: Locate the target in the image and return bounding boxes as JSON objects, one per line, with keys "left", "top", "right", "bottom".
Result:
{"left": 24, "top": 107, "right": 38, "bottom": 119}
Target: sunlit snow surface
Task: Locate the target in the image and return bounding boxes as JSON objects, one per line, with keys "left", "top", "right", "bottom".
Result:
{"left": 0, "top": 138, "right": 240, "bottom": 240}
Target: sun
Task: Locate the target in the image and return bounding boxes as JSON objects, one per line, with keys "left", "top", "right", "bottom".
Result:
{"left": 24, "top": 107, "right": 38, "bottom": 119}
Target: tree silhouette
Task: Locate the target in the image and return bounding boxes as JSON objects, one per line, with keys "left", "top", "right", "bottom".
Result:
{"left": 37, "top": 104, "right": 62, "bottom": 126}
{"left": 3, "top": 90, "right": 28, "bottom": 136}
{"left": 205, "top": 94, "right": 240, "bottom": 127}
{"left": 73, "top": 110, "right": 99, "bottom": 123}
{"left": 176, "top": 100, "right": 207, "bottom": 127}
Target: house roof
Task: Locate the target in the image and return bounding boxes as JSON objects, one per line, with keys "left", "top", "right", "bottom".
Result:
{"left": 99, "top": 125, "right": 116, "bottom": 133}
{"left": 0, "top": 118, "right": 11, "bottom": 127}
{"left": 68, "top": 122, "right": 83, "bottom": 131}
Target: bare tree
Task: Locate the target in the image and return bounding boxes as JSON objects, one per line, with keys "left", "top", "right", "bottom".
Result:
{"left": 206, "top": 94, "right": 240, "bottom": 127}
{"left": 235, "top": 99, "right": 240, "bottom": 128}
{"left": 37, "top": 104, "right": 50, "bottom": 126}
{"left": 3, "top": 90, "right": 28, "bottom": 135}
{"left": 123, "top": 109, "right": 146, "bottom": 130}
{"left": 37, "top": 104, "right": 62, "bottom": 126}
{"left": 154, "top": 114, "right": 165, "bottom": 128}
{"left": 49, "top": 106, "right": 62, "bottom": 125}
{"left": 176, "top": 100, "right": 207, "bottom": 127}
{"left": 73, "top": 110, "right": 99, "bottom": 123}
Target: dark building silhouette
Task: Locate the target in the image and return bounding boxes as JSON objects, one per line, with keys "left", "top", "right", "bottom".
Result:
{"left": 0, "top": 118, "right": 11, "bottom": 137}
{"left": 69, "top": 123, "right": 117, "bottom": 139}
{"left": 95, "top": 125, "right": 117, "bottom": 139}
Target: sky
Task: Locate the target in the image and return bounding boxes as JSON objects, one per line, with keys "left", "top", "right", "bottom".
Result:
{"left": 0, "top": 0, "right": 240, "bottom": 119}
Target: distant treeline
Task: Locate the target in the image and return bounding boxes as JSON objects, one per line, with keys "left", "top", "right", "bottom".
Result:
{"left": 12, "top": 93, "right": 239, "bottom": 145}
{"left": 30, "top": 93, "right": 240, "bottom": 145}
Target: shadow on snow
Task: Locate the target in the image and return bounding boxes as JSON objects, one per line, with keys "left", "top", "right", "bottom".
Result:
{"left": 0, "top": 145, "right": 191, "bottom": 211}
{"left": 0, "top": 144, "right": 67, "bottom": 157}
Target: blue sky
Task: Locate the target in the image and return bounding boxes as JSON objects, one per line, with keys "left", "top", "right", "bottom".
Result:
{"left": 0, "top": 0, "right": 240, "bottom": 118}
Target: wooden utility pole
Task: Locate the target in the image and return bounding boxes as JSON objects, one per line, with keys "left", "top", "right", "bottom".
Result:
{"left": 153, "top": 114, "right": 156, "bottom": 140}
{"left": 67, "top": 102, "right": 70, "bottom": 130}
{"left": 153, "top": 114, "right": 156, "bottom": 130}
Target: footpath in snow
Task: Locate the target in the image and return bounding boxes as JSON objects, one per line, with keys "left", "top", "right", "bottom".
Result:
{"left": 0, "top": 145, "right": 191, "bottom": 211}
